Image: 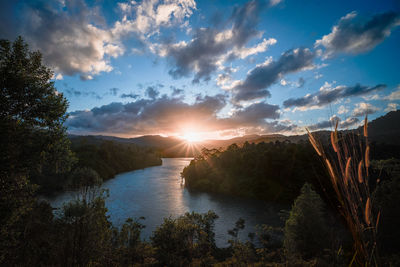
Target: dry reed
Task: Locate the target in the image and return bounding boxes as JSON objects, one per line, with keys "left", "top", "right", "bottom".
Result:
{"left": 307, "top": 115, "right": 379, "bottom": 266}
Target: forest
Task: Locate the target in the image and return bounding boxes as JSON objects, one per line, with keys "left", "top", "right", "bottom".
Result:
{"left": 182, "top": 141, "right": 328, "bottom": 202}
{"left": 2, "top": 37, "right": 400, "bottom": 266}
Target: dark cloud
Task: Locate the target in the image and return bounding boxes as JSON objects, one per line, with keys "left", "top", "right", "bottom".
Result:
{"left": 315, "top": 11, "right": 400, "bottom": 58}
{"left": 230, "top": 102, "right": 280, "bottom": 123}
{"left": 232, "top": 48, "right": 315, "bottom": 102}
{"left": 159, "top": 0, "right": 267, "bottom": 83}
{"left": 283, "top": 83, "right": 386, "bottom": 109}
{"left": 307, "top": 115, "right": 359, "bottom": 130}
{"left": 145, "top": 86, "right": 160, "bottom": 99}
{"left": 109, "top": 88, "right": 119, "bottom": 96}
{"left": 297, "top": 77, "right": 305, "bottom": 88}
{"left": 170, "top": 86, "right": 184, "bottom": 96}
{"left": 67, "top": 94, "right": 227, "bottom": 134}
{"left": 120, "top": 93, "right": 139, "bottom": 99}
{"left": 64, "top": 88, "right": 102, "bottom": 99}
{"left": 66, "top": 94, "right": 287, "bottom": 136}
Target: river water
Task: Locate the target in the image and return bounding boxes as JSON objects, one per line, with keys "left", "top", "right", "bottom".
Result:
{"left": 46, "top": 158, "right": 286, "bottom": 247}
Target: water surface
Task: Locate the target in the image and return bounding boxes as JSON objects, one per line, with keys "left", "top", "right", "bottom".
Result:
{"left": 47, "top": 158, "right": 286, "bottom": 246}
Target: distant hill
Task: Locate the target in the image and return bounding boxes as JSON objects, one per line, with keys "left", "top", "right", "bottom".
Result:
{"left": 362, "top": 110, "right": 400, "bottom": 145}
{"left": 68, "top": 110, "right": 400, "bottom": 157}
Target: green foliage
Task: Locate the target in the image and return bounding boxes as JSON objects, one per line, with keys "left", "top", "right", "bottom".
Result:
{"left": 0, "top": 173, "right": 36, "bottom": 264}
{"left": 372, "top": 159, "right": 400, "bottom": 257}
{"left": 227, "top": 218, "right": 258, "bottom": 265}
{"left": 54, "top": 194, "right": 114, "bottom": 266}
{"left": 182, "top": 141, "right": 328, "bottom": 202}
{"left": 0, "top": 36, "right": 74, "bottom": 264}
{"left": 112, "top": 217, "right": 149, "bottom": 265}
{"left": 283, "top": 183, "right": 328, "bottom": 260}
{"left": 0, "top": 36, "right": 75, "bottom": 191}
{"left": 151, "top": 211, "right": 218, "bottom": 266}
{"left": 71, "top": 138, "right": 162, "bottom": 182}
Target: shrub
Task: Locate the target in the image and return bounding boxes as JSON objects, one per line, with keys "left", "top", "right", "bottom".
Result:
{"left": 284, "top": 183, "right": 328, "bottom": 260}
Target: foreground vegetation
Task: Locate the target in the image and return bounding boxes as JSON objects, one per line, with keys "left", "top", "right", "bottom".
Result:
{"left": 2, "top": 37, "right": 400, "bottom": 266}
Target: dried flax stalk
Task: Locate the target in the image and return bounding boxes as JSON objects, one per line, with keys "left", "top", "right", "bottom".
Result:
{"left": 307, "top": 129, "right": 322, "bottom": 156}
{"left": 365, "top": 198, "right": 371, "bottom": 225}
{"left": 345, "top": 157, "right": 351, "bottom": 185}
{"left": 365, "top": 146, "right": 370, "bottom": 168}
{"left": 358, "top": 160, "right": 363, "bottom": 183}
{"left": 364, "top": 116, "right": 368, "bottom": 137}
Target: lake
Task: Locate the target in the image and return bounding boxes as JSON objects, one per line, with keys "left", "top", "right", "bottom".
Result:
{"left": 45, "top": 158, "right": 286, "bottom": 247}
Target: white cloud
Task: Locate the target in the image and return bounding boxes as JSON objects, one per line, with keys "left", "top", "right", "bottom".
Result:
{"left": 384, "top": 103, "right": 398, "bottom": 112}
{"left": 384, "top": 87, "right": 400, "bottom": 100}
{"left": 352, "top": 102, "right": 380, "bottom": 117}
{"left": 231, "top": 38, "right": 277, "bottom": 59}
{"left": 337, "top": 105, "right": 349, "bottom": 114}
{"left": 112, "top": 0, "right": 196, "bottom": 37}
{"left": 269, "top": 0, "right": 283, "bottom": 7}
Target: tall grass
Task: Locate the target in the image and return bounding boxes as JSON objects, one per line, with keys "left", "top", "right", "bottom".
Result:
{"left": 307, "top": 117, "right": 379, "bottom": 266}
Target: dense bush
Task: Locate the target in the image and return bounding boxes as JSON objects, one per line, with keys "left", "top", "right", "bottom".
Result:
{"left": 151, "top": 211, "right": 219, "bottom": 266}
{"left": 372, "top": 159, "right": 400, "bottom": 256}
{"left": 283, "top": 183, "right": 328, "bottom": 260}
{"left": 71, "top": 139, "right": 162, "bottom": 182}
{"left": 182, "top": 141, "right": 329, "bottom": 202}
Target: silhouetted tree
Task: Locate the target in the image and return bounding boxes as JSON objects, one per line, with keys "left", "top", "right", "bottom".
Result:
{"left": 283, "top": 183, "right": 328, "bottom": 260}
{"left": 0, "top": 36, "right": 74, "bottom": 264}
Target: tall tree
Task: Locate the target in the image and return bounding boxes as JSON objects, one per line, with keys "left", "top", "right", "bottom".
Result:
{"left": 0, "top": 36, "right": 74, "bottom": 263}
{"left": 0, "top": 36, "right": 75, "bottom": 185}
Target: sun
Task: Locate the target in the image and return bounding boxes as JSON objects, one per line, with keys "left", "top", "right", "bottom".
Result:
{"left": 181, "top": 132, "right": 203, "bottom": 143}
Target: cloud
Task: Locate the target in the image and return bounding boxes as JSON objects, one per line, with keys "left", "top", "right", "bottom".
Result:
{"left": 170, "top": 86, "right": 184, "bottom": 96}
{"left": 283, "top": 83, "right": 386, "bottom": 110}
{"left": 229, "top": 102, "right": 280, "bottom": 123}
{"left": 109, "top": 88, "right": 120, "bottom": 96}
{"left": 145, "top": 86, "right": 160, "bottom": 99}
{"left": 227, "top": 38, "right": 277, "bottom": 60}
{"left": 340, "top": 117, "right": 360, "bottom": 128}
{"left": 337, "top": 105, "right": 349, "bottom": 114}
{"left": 384, "top": 87, "right": 400, "bottom": 100}
{"left": 152, "top": 0, "right": 273, "bottom": 83}
{"left": 63, "top": 87, "right": 102, "bottom": 99}
{"left": 113, "top": 0, "right": 196, "bottom": 38}
{"left": 120, "top": 93, "right": 139, "bottom": 99}
{"left": 67, "top": 94, "right": 225, "bottom": 134}
{"left": 231, "top": 48, "right": 315, "bottom": 102}
{"left": 66, "top": 93, "right": 288, "bottom": 136}
{"left": 308, "top": 115, "right": 359, "bottom": 130}
{"left": 352, "top": 102, "right": 380, "bottom": 117}
{"left": 384, "top": 103, "right": 398, "bottom": 112}
{"left": 0, "top": 0, "right": 125, "bottom": 79}
{"left": 55, "top": 73, "right": 64, "bottom": 80}
{"left": 0, "top": 0, "right": 197, "bottom": 80}
{"left": 269, "top": 0, "right": 283, "bottom": 7}
{"left": 280, "top": 77, "right": 305, "bottom": 88}
{"left": 315, "top": 11, "right": 400, "bottom": 58}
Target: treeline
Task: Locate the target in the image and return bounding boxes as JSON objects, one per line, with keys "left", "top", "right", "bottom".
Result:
{"left": 32, "top": 139, "right": 162, "bottom": 194}
{"left": 71, "top": 137, "right": 162, "bottom": 182}
{"left": 182, "top": 141, "right": 329, "bottom": 202}
{"left": 182, "top": 139, "right": 400, "bottom": 203}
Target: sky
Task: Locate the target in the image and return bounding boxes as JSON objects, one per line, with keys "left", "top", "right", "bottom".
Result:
{"left": 1, "top": 0, "right": 400, "bottom": 140}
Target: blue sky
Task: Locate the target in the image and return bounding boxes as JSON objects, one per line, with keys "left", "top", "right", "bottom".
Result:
{"left": 1, "top": 0, "right": 399, "bottom": 139}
